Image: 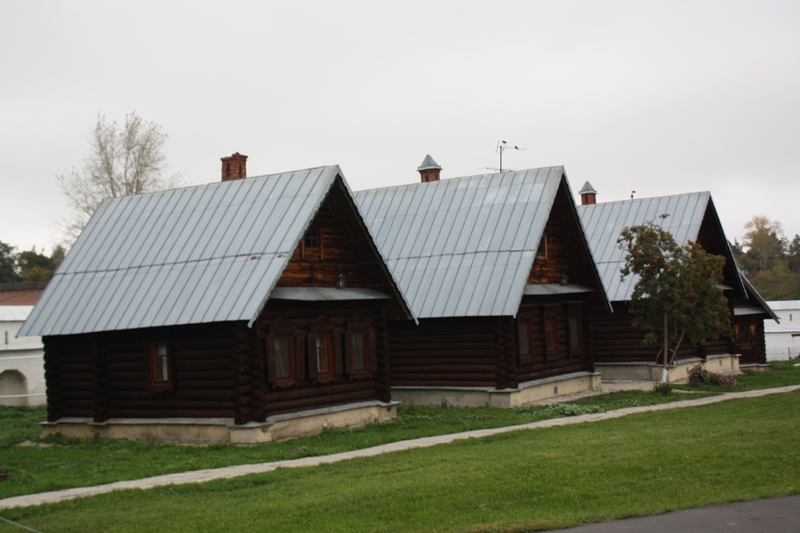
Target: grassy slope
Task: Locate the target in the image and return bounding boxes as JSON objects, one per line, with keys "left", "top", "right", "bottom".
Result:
{"left": 1, "top": 391, "right": 798, "bottom": 533}
{"left": 0, "top": 390, "right": 710, "bottom": 500}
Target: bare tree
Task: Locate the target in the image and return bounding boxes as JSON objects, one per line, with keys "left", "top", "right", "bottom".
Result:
{"left": 58, "top": 112, "right": 182, "bottom": 244}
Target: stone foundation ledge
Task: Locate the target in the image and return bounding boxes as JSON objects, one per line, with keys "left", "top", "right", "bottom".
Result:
{"left": 391, "top": 371, "right": 602, "bottom": 409}
{"left": 597, "top": 354, "right": 741, "bottom": 382}
{"left": 40, "top": 401, "right": 399, "bottom": 445}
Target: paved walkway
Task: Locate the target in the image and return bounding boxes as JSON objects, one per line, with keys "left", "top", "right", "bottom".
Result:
{"left": 548, "top": 494, "right": 800, "bottom": 532}
{"left": 1, "top": 385, "right": 798, "bottom": 511}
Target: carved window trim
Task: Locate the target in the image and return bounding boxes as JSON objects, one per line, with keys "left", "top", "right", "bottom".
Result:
{"left": 267, "top": 318, "right": 301, "bottom": 388}
{"left": 308, "top": 317, "right": 340, "bottom": 384}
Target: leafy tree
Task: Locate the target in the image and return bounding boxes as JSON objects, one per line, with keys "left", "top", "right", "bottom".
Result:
{"left": 57, "top": 111, "right": 182, "bottom": 244}
{"left": 618, "top": 216, "right": 731, "bottom": 384}
{"left": 788, "top": 234, "right": 800, "bottom": 274}
{"left": 0, "top": 241, "right": 21, "bottom": 283}
{"left": 17, "top": 248, "right": 53, "bottom": 281}
{"left": 742, "top": 216, "right": 786, "bottom": 273}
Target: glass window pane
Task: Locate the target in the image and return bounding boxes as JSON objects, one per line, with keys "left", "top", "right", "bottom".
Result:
{"left": 316, "top": 334, "right": 329, "bottom": 373}
{"left": 351, "top": 332, "right": 365, "bottom": 371}
{"left": 517, "top": 321, "right": 529, "bottom": 356}
{"left": 274, "top": 337, "right": 291, "bottom": 378}
{"left": 569, "top": 316, "right": 580, "bottom": 348}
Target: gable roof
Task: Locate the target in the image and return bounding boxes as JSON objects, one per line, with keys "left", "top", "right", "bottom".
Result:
{"left": 578, "top": 191, "right": 714, "bottom": 302}
{"left": 578, "top": 192, "right": 778, "bottom": 320}
{"left": 356, "top": 166, "right": 606, "bottom": 319}
{"left": 20, "top": 166, "right": 360, "bottom": 337}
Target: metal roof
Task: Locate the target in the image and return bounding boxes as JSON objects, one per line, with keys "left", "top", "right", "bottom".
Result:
{"left": 579, "top": 181, "right": 597, "bottom": 195}
{"left": 522, "top": 284, "right": 593, "bottom": 296}
{"left": 268, "top": 287, "right": 391, "bottom": 301}
{"left": 766, "top": 300, "right": 800, "bottom": 311}
{"left": 577, "top": 192, "right": 777, "bottom": 321}
{"left": 739, "top": 271, "right": 779, "bottom": 321}
{"left": 417, "top": 155, "right": 441, "bottom": 171}
{"left": 0, "top": 306, "right": 33, "bottom": 322}
{"left": 20, "top": 166, "right": 345, "bottom": 337}
{"left": 356, "top": 166, "right": 572, "bottom": 318}
{"left": 578, "top": 192, "right": 712, "bottom": 302}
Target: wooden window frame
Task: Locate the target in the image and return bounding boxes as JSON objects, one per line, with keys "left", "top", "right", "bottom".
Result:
{"left": 267, "top": 318, "right": 304, "bottom": 387}
{"left": 567, "top": 306, "right": 584, "bottom": 357}
{"left": 301, "top": 226, "right": 323, "bottom": 261}
{"left": 536, "top": 233, "right": 548, "bottom": 263}
{"left": 308, "top": 317, "right": 340, "bottom": 384}
{"left": 346, "top": 316, "right": 376, "bottom": 379}
{"left": 147, "top": 340, "right": 173, "bottom": 393}
{"left": 543, "top": 307, "right": 558, "bottom": 358}
{"left": 735, "top": 323, "right": 756, "bottom": 348}
{"left": 517, "top": 319, "right": 532, "bottom": 364}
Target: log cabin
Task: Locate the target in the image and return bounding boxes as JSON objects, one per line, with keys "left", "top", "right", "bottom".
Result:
{"left": 19, "top": 155, "right": 410, "bottom": 443}
{"left": 355, "top": 157, "right": 611, "bottom": 407}
{"left": 577, "top": 188, "right": 778, "bottom": 381}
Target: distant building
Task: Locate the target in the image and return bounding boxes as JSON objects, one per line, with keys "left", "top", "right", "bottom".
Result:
{"left": 764, "top": 301, "right": 800, "bottom": 361}
{"left": 1, "top": 282, "right": 47, "bottom": 406}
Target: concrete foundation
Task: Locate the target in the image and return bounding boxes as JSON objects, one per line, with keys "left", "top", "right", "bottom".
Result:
{"left": 391, "top": 371, "right": 602, "bottom": 408}
{"left": 596, "top": 354, "right": 741, "bottom": 382}
{"left": 40, "top": 401, "right": 399, "bottom": 444}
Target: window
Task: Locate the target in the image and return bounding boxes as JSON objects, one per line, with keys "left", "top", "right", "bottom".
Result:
{"left": 267, "top": 318, "right": 301, "bottom": 387}
{"left": 147, "top": 341, "right": 172, "bottom": 392}
{"left": 301, "top": 226, "right": 322, "bottom": 260}
{"left": 273, "top": 336, "right": 293, "bottom": 379}
{"left": 349, "top": 331, "right": 367, "bottom": 372}
{"left": 544, "top": 317, "right": 557, "bottom": 353}
{"left": 517, "top": 319, "right": 532, "bottom": 362}
{"left": 314, "top": 332, "right": 334, "bottom": 376}
{"left": 536, "top": 233, "right": 548, "bottom": 262}
{"left": 568, "top": 307, "right": 584, "bottom": 356}
{"left": 735, "top": 324, "right": 756, "bottom": 347}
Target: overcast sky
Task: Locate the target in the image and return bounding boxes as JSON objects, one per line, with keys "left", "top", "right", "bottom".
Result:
{"left": 2, "top": 0, "right": 799, "bottom": 255}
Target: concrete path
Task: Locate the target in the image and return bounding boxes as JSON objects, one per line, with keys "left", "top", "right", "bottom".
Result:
{"left": 1, "top": 385, "right": 798, "bottom": 510}
{"left": 548, "top": 494, "right": 800, "bottom": 532}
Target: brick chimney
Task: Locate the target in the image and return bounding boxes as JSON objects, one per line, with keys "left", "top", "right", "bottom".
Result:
{"left": 221, "top": 152, "right": 248, "bottom": 182}
{"left": 579, "top": 181, "right": 597, "bottom": 205}
{"left": 417, "top": 154, "right": 442, "bottom": 183}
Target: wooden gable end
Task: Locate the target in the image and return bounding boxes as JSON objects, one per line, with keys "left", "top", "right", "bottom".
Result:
{"left": 696, "top": 201, "right": 742, "bottom": 298}
{"left": 526, "top": 181, "right": 605, "bottom": 308}
{"left": 276, "top": 176, "right": 406, "bottom": 317}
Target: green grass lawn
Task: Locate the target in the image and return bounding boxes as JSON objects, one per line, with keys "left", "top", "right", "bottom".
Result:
{"left": 2, "top": 391, "right": 798, "bottom": 533}
{"left": 0, "top": 390, "right": 710, "bottom": 500}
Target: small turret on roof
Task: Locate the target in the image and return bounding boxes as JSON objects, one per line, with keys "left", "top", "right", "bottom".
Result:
{"left": 417, "top": 155, "right": 442, "bottom": 183}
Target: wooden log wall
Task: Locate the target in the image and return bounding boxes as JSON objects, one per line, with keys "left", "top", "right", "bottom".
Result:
{"left": 733, "top": 315, "right": 767, "bottom": 365}
{"left": 256, "top": 299, "right": 389, "bottom": 416}
{"left": 43, "top": 323, "right": 239, "bottom": 421}
{"left": 515, "top": 298, "right": 594, "bottom": 383}
{"left": 43, "top": 335, "right": 92, "bottom": 422}
{"left": 388, "top": 317, "right": 499, "bottom": 387}
{"left": 275, "top": 178, "right": 406, "bottom": 319}
{"left": 592, "top": 302, "right": 738, "bottom": 364}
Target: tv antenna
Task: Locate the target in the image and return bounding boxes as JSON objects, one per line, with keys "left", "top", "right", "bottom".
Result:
{"left": 495, "top": 140, "right": 524, "bottom": 172}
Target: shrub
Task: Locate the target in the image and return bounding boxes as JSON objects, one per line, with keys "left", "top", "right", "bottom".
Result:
{"left": 687, "top": 364, "right": 739, "bottom": 389}
{"left": 652, "top": 381, "right": 673, "bottom": 394}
